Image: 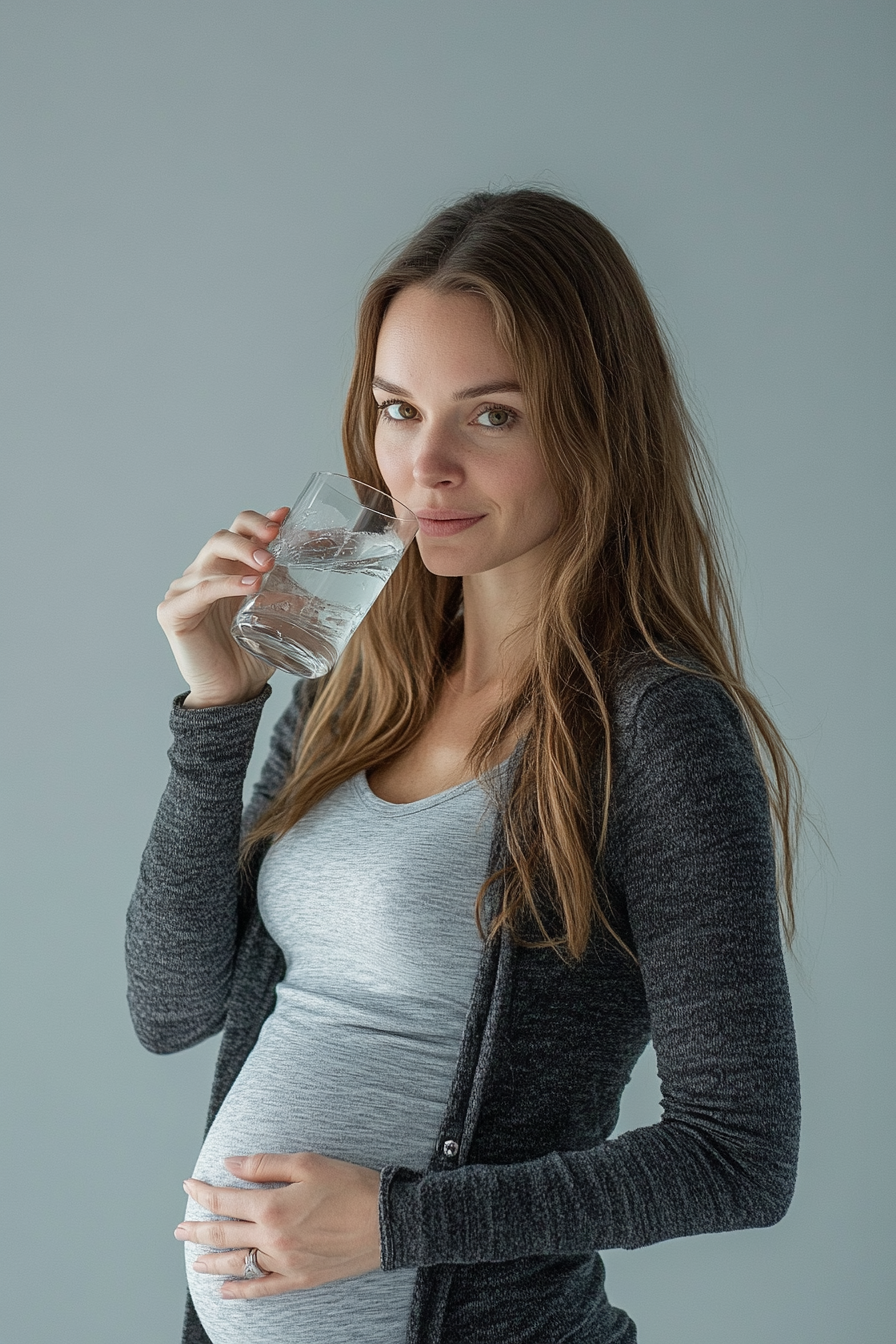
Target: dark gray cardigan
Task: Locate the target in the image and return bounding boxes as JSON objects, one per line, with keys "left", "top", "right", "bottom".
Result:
{"left": 126, "top": 655, "right": 800, "bottom": 1344}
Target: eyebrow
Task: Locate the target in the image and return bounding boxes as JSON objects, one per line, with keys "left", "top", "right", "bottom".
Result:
{"left": 372, "top": 376, "right": 523, "bottom": 401}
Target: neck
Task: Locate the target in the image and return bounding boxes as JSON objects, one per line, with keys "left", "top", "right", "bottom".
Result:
{"left": 449, "top": 546, "right": 547, "bottom": 695}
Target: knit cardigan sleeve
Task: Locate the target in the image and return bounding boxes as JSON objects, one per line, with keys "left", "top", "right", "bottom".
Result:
{"left": 379, "top": 669, "right": 801, "bottom": 1262}
{"left": 125, "top": 679, "right": 308, "bottom": 1054}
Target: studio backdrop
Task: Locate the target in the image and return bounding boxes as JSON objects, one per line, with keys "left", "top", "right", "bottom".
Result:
{"left": 1, "top": 3, "right": 892, "bottom": 1342}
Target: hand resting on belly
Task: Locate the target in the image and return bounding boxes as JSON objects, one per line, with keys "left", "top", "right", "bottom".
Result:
{"left": 175, "top": 1151, "right": 382, "bottom": 1301}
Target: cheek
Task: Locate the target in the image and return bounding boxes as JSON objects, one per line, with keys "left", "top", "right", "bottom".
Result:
{"left": 373, "top": 433, "right": 402, "bottom": 491}
{"left": 501, "top": 460, "right": 561, "bottom": 535}
{"left": 527, "top": 492, "right": 562, "bottom": 544}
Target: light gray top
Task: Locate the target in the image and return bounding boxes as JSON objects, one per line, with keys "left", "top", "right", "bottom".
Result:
{"left": 184, "top": 760, "right": 509, "bottom": 1344}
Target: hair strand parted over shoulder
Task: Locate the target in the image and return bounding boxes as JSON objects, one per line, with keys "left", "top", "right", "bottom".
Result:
{"left": 242, "top": 187, "right": 803, "bottom": 961}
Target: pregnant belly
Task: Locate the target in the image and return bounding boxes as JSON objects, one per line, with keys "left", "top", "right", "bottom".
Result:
{"left": 184, "top": 1009, "right": 449, "bottom": 1344}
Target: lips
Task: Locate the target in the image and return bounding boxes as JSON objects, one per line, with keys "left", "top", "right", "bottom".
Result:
{"left": 414, "top": 509, "right": 484, "bottom": 521}
{"left": 416, "top": 513, "right": 485, "bottom": 538}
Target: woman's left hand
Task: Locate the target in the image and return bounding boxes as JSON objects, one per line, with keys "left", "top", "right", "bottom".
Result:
{"left": 175, "top": 1152, "right": 383, "bottom": 1299}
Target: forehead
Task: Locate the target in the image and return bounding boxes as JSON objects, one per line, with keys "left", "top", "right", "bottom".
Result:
{"left": 374, "top": 285, "right": 517, "bottom": 386}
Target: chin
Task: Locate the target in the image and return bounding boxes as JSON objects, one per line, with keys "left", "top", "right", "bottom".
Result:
{"left": 414, "top": 538, "right": 473, "bottom": 577}
{"left": 418, "top": 558, "right": 469, "bottom": 578}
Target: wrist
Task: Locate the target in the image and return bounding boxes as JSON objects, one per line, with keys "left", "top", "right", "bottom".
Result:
{"left": 182, "top": 683, "right": 270, "bottom": 709}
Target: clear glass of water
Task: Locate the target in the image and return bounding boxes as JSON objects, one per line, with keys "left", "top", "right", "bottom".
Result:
{"left": 231, "top": 472, "right": 418, "bottom": 678}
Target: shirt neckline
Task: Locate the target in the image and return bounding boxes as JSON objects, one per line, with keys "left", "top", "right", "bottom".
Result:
{"left": 352, "top": 745, "right": 519, "bottom": 816}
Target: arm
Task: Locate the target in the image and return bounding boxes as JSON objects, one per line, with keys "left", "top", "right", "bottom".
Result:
{"left": 379, "top": 670, "right": 801, "bottom": 1265}
{"left": 125, "top": 678, "right": 311, "bottom": 1055}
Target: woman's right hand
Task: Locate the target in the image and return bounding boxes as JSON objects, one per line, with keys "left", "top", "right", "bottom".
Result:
{"left": 157, "top": 506, "right": 291, "bottom": 708}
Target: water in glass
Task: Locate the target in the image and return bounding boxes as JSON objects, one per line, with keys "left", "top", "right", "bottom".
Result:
{"left": 233, "top": 525, "right": 405, "bottom": 678}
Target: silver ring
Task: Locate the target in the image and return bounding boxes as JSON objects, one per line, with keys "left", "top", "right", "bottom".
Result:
{"left": 242, "top": 1248, "right": 266, "bottom": 1280}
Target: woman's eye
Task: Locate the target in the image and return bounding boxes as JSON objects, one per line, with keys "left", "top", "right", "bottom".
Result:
{"left": 475, "top": 407, "right": 513, "bottom": 428}
{"left": 382, "top": 401, "right": 417, "bottom": 421}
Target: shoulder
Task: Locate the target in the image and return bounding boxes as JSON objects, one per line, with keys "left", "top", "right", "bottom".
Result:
{"left": 613, "top": 645, "right": 747, "bottom": 736}
{"left": 604, "top": 651, "right": 777, "bottom": 921}
{"left": 609, "top": 646, "right": 764, "bottom": 804}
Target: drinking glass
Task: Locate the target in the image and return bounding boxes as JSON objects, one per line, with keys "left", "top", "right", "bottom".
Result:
{"left": 231, "top": 472, "right": 418, "bottom": 678}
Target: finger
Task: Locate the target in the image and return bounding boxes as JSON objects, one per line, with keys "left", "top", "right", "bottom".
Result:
{"left": 221, "top": 1271, "right": 292, "bottom": 1301}
{"left": 175, "top": 1217, "right": 255, "bottom": 1250}
{"left": 265, "top": 506, "right": 290, "bottom": 520}
{"left": 224, "top": 1151, "right": 316, "bottom": 1184}
{"left": 191, "top": 1247, "right": 271, "bottom": 1277}
{"left": 229, "top": 509, "right": 287, "bottom": 539}
{"left": 189, "top": 528, "right": 278, "bottom": 577}
{"left": 218, "top": 1251, "right": 380, "bottom": 1299}
{"left": 158, "top": 574, "right": 264, "bottom": 630}
{"left": 163, "top": 567, "right": 264, "bottom": 600}
{"left": 163, "top": 564, "right": 263, "bottom": 596}
{"left": 184, "top": 1178, "right": 265, "bottom": 1221}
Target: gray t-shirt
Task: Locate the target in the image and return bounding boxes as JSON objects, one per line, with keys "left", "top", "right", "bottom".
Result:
{"left": 184, "top": 760, "right": 509, "bottom": 1343}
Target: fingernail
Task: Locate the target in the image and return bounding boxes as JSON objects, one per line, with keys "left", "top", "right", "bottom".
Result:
{"left": 252, "top": 550, "right": 271, "bottom": 566}
{"left": 240, "top": 574, "right": 260, "bottom": 585}
{"left": 193, "top": 1259, "right": 209, "bottom": 1273}
{"left": 174, "top": 1226, "right": 189, "bottom": 1241}
{"left": 225, "top": 1156, "right": 244, "bottom": 1169}
{"left": 183, "top": 1180, "right": 192, "bottom": 1192}
{"left": 221, "top": 1285, "right": 237, "bottom": 1299}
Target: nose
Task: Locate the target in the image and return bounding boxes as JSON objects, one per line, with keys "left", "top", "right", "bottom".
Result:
{"left": 411, "top": 420, "right": 465, "bottom": 490}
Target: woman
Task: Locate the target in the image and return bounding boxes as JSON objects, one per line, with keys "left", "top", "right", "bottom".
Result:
{"left": 127, "top": 187, "right": 801, "bottom": 1344}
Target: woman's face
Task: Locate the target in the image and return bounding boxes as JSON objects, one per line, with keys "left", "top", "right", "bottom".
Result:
{"left": 372, "top": 285, "right": 562, "bottom": 579}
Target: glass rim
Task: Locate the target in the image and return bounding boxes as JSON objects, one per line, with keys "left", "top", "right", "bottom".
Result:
{"left": 308, "top": 471, "right": 417, "bottom": 523}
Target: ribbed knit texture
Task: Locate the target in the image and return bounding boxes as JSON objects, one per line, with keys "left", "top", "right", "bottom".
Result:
{"left": 126, "top": 655, "right": 800, "bottom": 1344}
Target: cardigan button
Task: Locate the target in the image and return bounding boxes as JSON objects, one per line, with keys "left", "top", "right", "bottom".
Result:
{"left": 442, "top": 1138, "right": 460, "bottom": 1159}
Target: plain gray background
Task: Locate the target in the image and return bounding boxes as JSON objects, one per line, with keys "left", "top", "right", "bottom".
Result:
{"left": 1, "top": 2, "right": 892, "bottom": 1341}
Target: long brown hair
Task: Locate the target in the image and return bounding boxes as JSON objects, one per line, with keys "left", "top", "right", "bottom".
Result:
{"left": 243, "top": 187, "right": 802, "bottom": 960}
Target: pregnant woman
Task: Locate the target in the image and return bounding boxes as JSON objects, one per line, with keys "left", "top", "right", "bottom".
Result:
{"left": 127, "top": 187, "right": 801, "bottom": 1344}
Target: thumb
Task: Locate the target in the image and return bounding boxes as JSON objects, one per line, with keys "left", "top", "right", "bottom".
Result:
{"left": 224, "top": 1152, "right": 306, "bottom": 1183}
